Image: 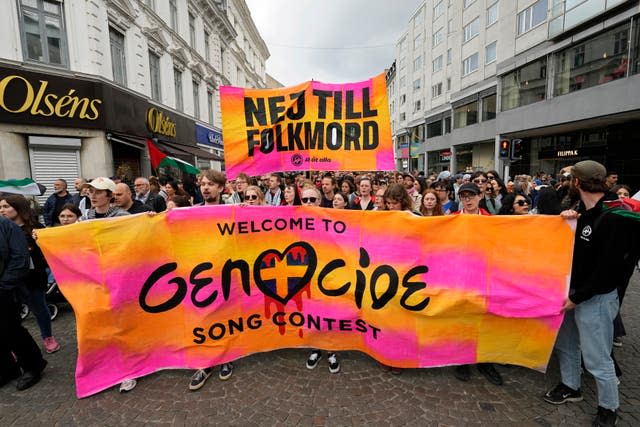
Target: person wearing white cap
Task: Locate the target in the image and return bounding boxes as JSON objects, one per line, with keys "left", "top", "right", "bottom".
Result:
{"left": 79, "top": 177, "right": 130, "bottom": 221}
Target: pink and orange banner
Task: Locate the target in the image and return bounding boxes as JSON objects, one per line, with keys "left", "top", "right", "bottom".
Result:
{"left": 220, "top": 73, "right": 394, "bottom": 179}
{"left": 37, "top": 207, "right": 574, "bottom": 397}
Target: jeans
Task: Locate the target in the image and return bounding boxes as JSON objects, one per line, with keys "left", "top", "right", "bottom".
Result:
{"left": 555, "top": 289, "right": 619, "bottom": 410}
{"left": 27, "top": 288, "right": 52, "bottom": 339}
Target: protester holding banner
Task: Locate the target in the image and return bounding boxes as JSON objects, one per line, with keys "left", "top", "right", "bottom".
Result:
{"left": 384, "top": 183, "right": 419, "bottom": 215}
{"left": 498, "top": 193, "right": 531, "bottom": 215}
{"left": 339, "top": 178, "right": 357, "bottom": 206}
{"left": 420, "top": 189, "right": 444, "bottom": 217}
{"left": 320, "top": 174, "right": 337, "bottom": 208}
{"left": 244, "top": 186, "right": 265, "bottom": 206}
{"left": 226, "top": 172, "right": 251, "bottom": 204}
{"left": 546, "top": 161, "right": 640, "bottom": 427}
{"left": 79, "top": 178, "right": 130, "bottom": 221}
{"left": 58, "top": 204, "right": 81, "bottom": 225}
{"left": 0, "top": 214, "right": 48, "bottom": 391}
{"left": 350, "top": 177, "right": 376, "bottom": 210}
{"left": 283, "top": 184, "right": 301, "bottom": 206}
{"left": 0, "top": 195, "right": 60, "bottom": 354}
{"left": 264, "top": 174, "right": 284, "bottom": 207}
{"left": 331, "top": 192, "right": 349, "bottom": 210}
{"left": 374, "top": 188, "right": 386, "bottom": 211}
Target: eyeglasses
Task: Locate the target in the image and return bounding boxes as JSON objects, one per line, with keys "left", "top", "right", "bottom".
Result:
{"left": 459, "top": 194, "right": 476, "bottom": 201}
{"left": 473, "top": 179, "right": 487, "bottom": 184}
{"left": 487, "top": 175, "right": 495, "bottom": 180}
{"left": 302, "top": 197, "right": 317, "bottom": 203}
{"left": 435, "top": 188, "right": 447, "bottom": 192}
{"left": 246, "top": 194, "right": 259, "bottom": 200}
{"left": 514, "top": 200, "right": 529, "bottom": 206}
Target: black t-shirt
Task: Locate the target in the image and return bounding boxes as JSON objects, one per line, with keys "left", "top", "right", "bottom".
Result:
{"left": 127, "top": 200, "right": 153, "bottom": 215}
{"left": 94, "top": 212, "right": 107, "bottom": 219}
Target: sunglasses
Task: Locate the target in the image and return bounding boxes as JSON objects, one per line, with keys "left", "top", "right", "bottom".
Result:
{"left": 514, "top": 200, "right": 529, "bottom": 206}
{"left": 473, "top": 179, "right": 487, "bottom": 184}
{"left": 302, "top": 197, "right": 317, "bottom": 203}
{"left": 246, "top": 194, "right": 259, "bottom": 200}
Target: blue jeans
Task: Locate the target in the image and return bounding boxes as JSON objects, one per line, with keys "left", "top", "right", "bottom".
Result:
{"left": 555, "top": 289, "right": 619, "bottom": 410}
{"left": 27, "top": 288, "right": 52, "bottom": 339}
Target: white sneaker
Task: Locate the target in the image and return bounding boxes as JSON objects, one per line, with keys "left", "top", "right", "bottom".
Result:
{"left": 119, "top": 379, "right": 137, "bottom": 392}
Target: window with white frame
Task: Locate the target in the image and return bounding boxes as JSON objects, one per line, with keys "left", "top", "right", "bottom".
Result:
{"left": 487, "top": 2, "right": 499, "bottom": 27}
{"left": 109, "top": 27, "right": 127, "bottom": 86}
{"left": 433, "top": 1, "right": 444, "bottom": 19}
{"left": 485, "top": 41, "right": 497, "bottom": 64}
{"left": 149, "top": 51, "right": 161, "bottom": 101}
{"left": 413, "top": 7, "right": 424, "bottom": 25}
{"left": 413, "top": 78, "right": 421, "bottom": 91}
{"left": 517, "top": 0, "right": 547, "bottom": 35}
{"left": 447, "top": 48, "right": 452, "bottom": 64}
{"left": 462, "top": 53, "right": 479, "bottom": 76}
{"left": 448, "top": 19, "right": 454, "bottom": 34}
{"left": 414, "top": 56, "right": 422, "bottom": 71}
{"left": 433, "top": 55, "right": 443, "bottom": 72}
{"left": 145, "top": 0, "right": 155, "bottom": 9}
{"left": 464, "top": 0, "right": 476, "bottom": 8}
{"left": 463, "top": 17, "right": 480, "bottom": 43}
{"left": 414, "top": 99, "right": 422, "bottom": 111}
{"left": 400, "top": 112, "right": 406, "bottom": 121}
{"left": 432, "top": 82, "right": 443, "bottom": 98}
{"left": 192, "top": 80, "right": 200, "bottom": 118}
{"left": 170, "top": 0, "right": 178, "bottom": 31}
{"left": 204, "top": 30, "right": 210, "bottom": 61}
{"left": 414, "top": 33, "right": 422, "bottom": 49}
{"left": 20, "top": 0, "right": 68, "bottom": 66}
{"left": 446, "top": 78, "right": 451, "bottom": 91}
{"left": 433, "top": 28, "right": 444, "bottom": 47}
{"left": 400, "top": 94, "right": 406, "bottom": 104}
{"left": 207, "top": 89, "right": 214, "bottom": 125}
{"left": 174, "top": 67, "right": 183, "bottom": 111}
{"left": 399, "top": 57, "right": 406, "bottom": 71}
{"left": 189, "top": 12, "right": 196, "bottom": 48}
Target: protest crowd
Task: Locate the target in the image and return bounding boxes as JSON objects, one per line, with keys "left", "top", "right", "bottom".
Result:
{"left": 1, "top": 162, "right": 639, "bottom": 427}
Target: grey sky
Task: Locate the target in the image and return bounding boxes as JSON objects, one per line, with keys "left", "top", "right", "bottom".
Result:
{"left": 244, "top": 0, "right": 424, "bottom": 86}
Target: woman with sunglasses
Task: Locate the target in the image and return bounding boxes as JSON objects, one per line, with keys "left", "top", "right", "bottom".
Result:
{"left": 497, "top": 193, "right": 531, "bottom": 215}
{"left": 243, "top": 186, "right": 265, "bottom": 206}
{"left": 471, "top": 171, "right": 501, "bottom": 214}
{"left": 299, "top": 184, "right": 341, "bottom": 374}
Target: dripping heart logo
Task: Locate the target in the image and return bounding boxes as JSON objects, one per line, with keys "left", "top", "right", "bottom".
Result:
{"left": 253, "top": 241, "right": 317, "bottom": 304}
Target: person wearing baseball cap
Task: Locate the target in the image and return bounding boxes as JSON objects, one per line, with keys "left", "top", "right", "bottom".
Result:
{"left": 544, "top": 161, "right": 640, "bottom": 427}
{"left": 79, "top": 177, "right": 130, "bottom": 221}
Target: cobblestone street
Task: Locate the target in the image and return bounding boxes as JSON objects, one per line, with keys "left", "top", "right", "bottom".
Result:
{"left": 2, "top": 272, "right": 638, "bottom": 426}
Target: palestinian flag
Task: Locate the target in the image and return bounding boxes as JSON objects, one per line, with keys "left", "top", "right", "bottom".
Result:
{"left": 0, "top": 178, "right": 46, "bottom": 195}
{"left": 146, "top": 139, "right": 200, "bottom": 175}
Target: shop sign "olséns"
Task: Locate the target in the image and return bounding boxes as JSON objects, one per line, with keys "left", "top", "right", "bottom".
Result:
{"left": 0, "top": 75, "right": 101, "bottom": 120}
{"left": 146, "top": 108, "right": 177, "bottom": 137}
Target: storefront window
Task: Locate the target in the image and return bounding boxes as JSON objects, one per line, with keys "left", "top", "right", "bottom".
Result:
{"left": 20, "top": 0, "right": 68, "bottom": 66}
{"left": 482, "top": 94, "right": 496, "bottom": 120}
{"left": 453, "top": 101, "right": 478, "bottom": 129}
{"left": 501, "top": 57, "right": 547, "bottom": 111}
{"left": 554, "top": 23, "right": 630, "bottom": 96}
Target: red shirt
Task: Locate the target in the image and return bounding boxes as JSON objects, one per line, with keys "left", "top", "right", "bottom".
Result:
{"left": 452, "top": 208, "right": 491, "bottom": 216}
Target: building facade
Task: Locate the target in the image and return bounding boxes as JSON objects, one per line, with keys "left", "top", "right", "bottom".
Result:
{"left": 389, "top": 0, "right": 640, "bottom": 188}
{"left": 0, "top": 0, "right": 268, "bottom": 199}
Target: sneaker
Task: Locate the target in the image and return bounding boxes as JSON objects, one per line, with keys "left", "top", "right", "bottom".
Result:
{"left": 327, "top": 353, "right": 340, "bottom": 374}
{"left": 189, "top": 367, "right": 213, "bottom": 391}
{"left": 477, "top": 363, "right": 503, "bottom": 386}
{"left": 119, "top": 379, "right": 137, "bottom": 393}
{"left": 612, "top": 337, "right": 622, "bottom": 348}
{"left": 16, "top": 359, "right": 47, "bottom": 391}
{"left": 454, "top": 365, "right": 471, "bottom": 382}
{"left": 306, "top": 351, "right": 322, "bottom": 370}
{"left": 544, "top": 383, "right": 583, "bottom": 405}
{"left": 43, "top": 336, "right": 60, "bottom": 354}
{"left": 593, "top": 406, "right": 617, "bottom": 427}
{"left": 218, "top": 363, "right": 233, "bottom": 381}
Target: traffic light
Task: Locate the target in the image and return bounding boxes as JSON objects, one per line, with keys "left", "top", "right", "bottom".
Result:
{"left": 510, "top": 139, "right": 523, "bottom": 160}
{"left": 499, "top": 139, "right": 510, "bottom": 159}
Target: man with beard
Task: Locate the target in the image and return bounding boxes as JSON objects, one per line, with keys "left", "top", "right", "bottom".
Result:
{"left": 544, "top": 161, "right": 640, "bottom": 427}
{"left": 320, "top": 173, "right": 336, "bottom": 208}
{"left": 189, "top": 169, "right": 234, "bottom": 390}
{"left": 42, "top": 179, "right": 74, "bottom": 226}
{"left": 134, "top": 177, "right": 166, "bottom": 213}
